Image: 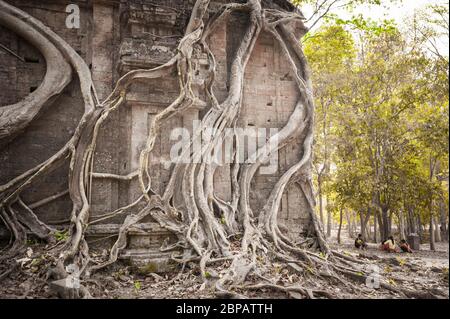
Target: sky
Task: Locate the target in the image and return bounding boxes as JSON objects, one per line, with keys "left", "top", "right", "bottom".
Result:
{"left": 302, "top": 0, "right": 449, "bottom": 54}
{"left": 346, "top": 0, "right": 446, "bottom": 21}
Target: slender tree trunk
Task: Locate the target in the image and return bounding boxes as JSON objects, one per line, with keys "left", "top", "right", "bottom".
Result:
{"left": 359, "top": 209, "right": 370, "bottom": 241}
{"left": 365, "top": 226, "right": 371, "bottom": 242}
{"left": 418, "top": 214, "right": 424, "bottom": 243}
{"left": 399, "top": 212, "right": 406, "bottom": 240}
{"left": 429, "top": 155, "right": 436, "bottom": 251}
{"left": 408, "top": 207, "right": 416, "bottom": 235}
{"left": 359, "top": 212, "right": 364, "bottom": 238}
{"left": 374, "top": 214, "right": 378, "bottom": 243}
{"left": 447, "top": 221, "right": 450, "bottom": 242}
{"left": 430, "top": 214, "right": 436, "bottom": 251}
{"left": 376, "top": 207, "right": 386, "bottom": 241}
{"left": 326, "top": 195, "right": 332, "bottom": 238}
{"left": 352, "top": 218, "right": 356, "bottom": 238}
{"left": 439, "top": 202, "right": 447, "bottom": 242}
{"left": 381, "top": 207, "right": 390, "bottom": 241}
{"left": 406, "top": 210, "right": 411, "bottom": 235}
{"left": 318, "top": 179, "right": 324, "bottom": 225}
{"left": 337, "top": 208, "right": 343, "bottom": 244}
{"left": 388, "top": 210, "right": 393, "bottom": 236}
{"left": 346, "top": 211, "right": 354, "bottom": 238}
{"left": 434, "top": 216, "right": 441, "bottom": 243}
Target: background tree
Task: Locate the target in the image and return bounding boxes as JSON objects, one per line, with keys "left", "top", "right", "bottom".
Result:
{"left": 306, "top": 3, "right": 449, "bottom": 245}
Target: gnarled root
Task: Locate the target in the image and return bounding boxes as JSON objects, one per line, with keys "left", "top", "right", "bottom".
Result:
{"left": 0, "top": 0, "right": 444, "bottom": 300}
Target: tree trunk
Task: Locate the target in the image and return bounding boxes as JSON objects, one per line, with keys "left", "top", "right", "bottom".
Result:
{"left": 346, "top": 211, "right": 354, "bottom": 238}
{"left": 381, "top": 207, "right": 390, "bottom": 241}
{"left": 318, "top": 179, "right": 324, "bottom": 225}
{"left": 430, "top": 214, "right": 436, "bottom": 251}
{"left": 429, "top": 155, "right": 436, "bottom": 251}
{"left": 407, "top": 207, "right": 416, "bottom": 235}
{"left": 418, "top": 215, "right": 424, "bottom": 243}
{"left": 374, "top": 214, "right": 378, "bottom": 243}
{"left": 447, "top": 221, "right": 450, "bottom": 242}
{"left": 0, "top": 5, "right": 72, "bottom": 147}
{"left": 406, "top": 211, "right": 411, "bottom": 235}
{"left": 359, "top": 209, "right": 370, "bottom": 241}
{"left": 326, "top": 210, "right": 332, "bottom": 238}
{"left": 399, "top": 212, "right": 406, "bottom": 240}
{"left": 327, "top": 210, "right": 333, "bottom": 237}
{"left": 359, "top": 211, "right": 365, "bottom": 238}
{"left": 377, "top": 210, "right": 384, "bottom": 240}
{"left": 365, "top": 226, "right": 371, "bottom": 242}
{"left": 388, "top": 210, "right": 393, "bottom": 236}
{"left": 375, "top": 208, "right": 384, "bottom": 241}
{"left": 434, "top": 216, "right": 441, "bottom": 243}
{"left": 439, "top": 202, "right": 448, "bottom": 242}
{"left": 326, "top": 196, "right": 332, "bottom": 237}
{"left": 337, "top": 208, "right": 343, "bottom": 244}
{"left": 352, "top": 218, "right": 356, "bottom": 238}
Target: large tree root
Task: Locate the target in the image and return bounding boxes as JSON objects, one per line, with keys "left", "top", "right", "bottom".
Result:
{"left": 0, "top": 0, "right": 445, "bottom": 299}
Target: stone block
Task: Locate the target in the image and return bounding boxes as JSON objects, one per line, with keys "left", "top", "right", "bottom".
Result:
{"left": 0, "top": 0, "right": 311, "bottom": 270}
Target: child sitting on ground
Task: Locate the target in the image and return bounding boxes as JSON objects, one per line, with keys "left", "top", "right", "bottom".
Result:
{"left": 355, "top": 234, "right": 368, "bottom": 250}
{"left": 381, "top": 236, "right": 397, "bottom": 253}
{"left": 399, "top": 239, "right": 413, "bottom": 253}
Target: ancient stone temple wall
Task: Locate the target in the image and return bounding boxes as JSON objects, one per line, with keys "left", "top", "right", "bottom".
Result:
{"left": 0, "top": 0, "right": 312, "bottom": 264}
{"left": 0, "top": 0, "right": 90, "bottom": 224}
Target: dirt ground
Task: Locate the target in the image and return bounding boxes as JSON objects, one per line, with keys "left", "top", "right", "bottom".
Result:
{"left": 0, "top": 232, "right": 448, "bottom": 299}
{"left": 330, "top": 233, "right": 449, "bottom": 269}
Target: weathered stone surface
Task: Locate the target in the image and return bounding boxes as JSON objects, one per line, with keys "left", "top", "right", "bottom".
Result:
{"left": 86, "top": 223, "right": 179, "bottom": 272}
{"left": 49, "top": 278, "right": 80, "bottom": 299}
{"left": 0, "top": 0, "right": 311, "bottom": 260}
{"left": 121, "top": 250, "right": 178, "bottom": 274}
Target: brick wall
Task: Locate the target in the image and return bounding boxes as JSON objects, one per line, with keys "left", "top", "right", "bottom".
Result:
{"left": 0, "top": 0, "right": 311, "bottom": 239}
{"left": 0, "top": 0, "right": 90, "bottom": 223}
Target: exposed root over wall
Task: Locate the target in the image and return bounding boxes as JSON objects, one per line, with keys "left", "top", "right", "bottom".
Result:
{"left": 0, "top": 0, "right": 446, "bottom": 299}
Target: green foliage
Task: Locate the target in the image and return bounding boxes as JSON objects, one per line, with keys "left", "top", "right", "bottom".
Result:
{"left": 333, "top": 15, "right": 397, "bottom": 35}
{"left": 304, "top": 24, "right": 356, "bottom": 73}
{"left": 292, "top": 0, "right": 402, "bottom": 33}
{"left": 306, "top": 3, "right": 449, "bottom": 231}
{"left": 204, "top": 271, "right": 212, "bottom": 279}
{"left": 138, "top": 262, "right": 158, "bottom": 275}
{"left": 134, "top": 280, "right": 142, "bottom": 291}
{"left": 54, "top": 230, "right": 69, "bottom": 242}
{"left": 26, "top": 238, "right": 38, "bottom": 246}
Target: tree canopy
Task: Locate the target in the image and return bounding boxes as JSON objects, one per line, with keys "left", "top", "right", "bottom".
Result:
{"left": 304, "top": 1, "right": 449, "bottom": 246}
